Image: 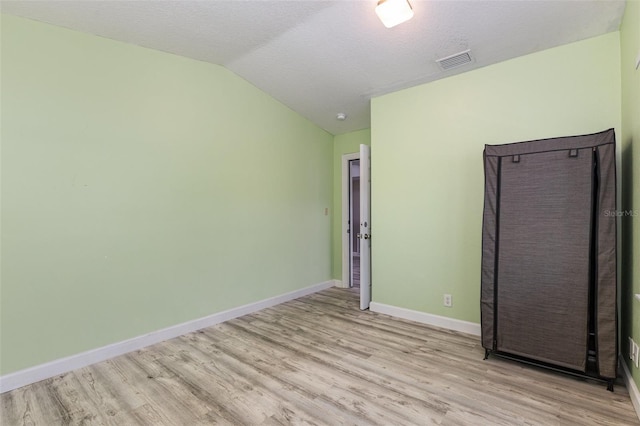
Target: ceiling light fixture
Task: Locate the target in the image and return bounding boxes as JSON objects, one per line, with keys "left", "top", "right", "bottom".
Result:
{"left": 375, "top": 0, "right": 414, "bottom": 29}
{"left": 336, "top": 113, "right": 347, "bottom": 121}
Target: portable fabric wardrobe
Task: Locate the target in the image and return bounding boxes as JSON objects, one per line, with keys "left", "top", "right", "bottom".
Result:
{"left": 481, "top": 129, "right": 617, "bottom": 390}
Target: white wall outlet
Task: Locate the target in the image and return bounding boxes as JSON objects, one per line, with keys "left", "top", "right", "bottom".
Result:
{"left": 630, "top": 337, "right": 640, "bottom": 368}
{"left": 443, "top": 294, "right": 452, "bottom": 307}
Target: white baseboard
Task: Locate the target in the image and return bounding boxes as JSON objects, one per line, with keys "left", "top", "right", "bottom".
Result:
{"left": 369, "top": 302, "right": 481, "bottom": 336}
{"left": 622, "top": 358, "right": 640, "bottom": 421}
{"left": 0, "top": 280, "right": 334, "bottom": 394}
{"left": 333, "top": 279, "right": 348, "bottom": 288}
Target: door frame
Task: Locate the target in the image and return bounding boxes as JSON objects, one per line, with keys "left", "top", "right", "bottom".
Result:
{"left": 341, "top": 152, "right": 360, "bottom": 288}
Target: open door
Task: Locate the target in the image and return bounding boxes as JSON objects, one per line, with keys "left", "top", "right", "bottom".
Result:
{"left": 359, "top": 144, "right": 371, "bottom": 310}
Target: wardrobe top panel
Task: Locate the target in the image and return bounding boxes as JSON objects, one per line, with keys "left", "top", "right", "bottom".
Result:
{"left": 485, "top": 128, "right": 615, "bottom": 157}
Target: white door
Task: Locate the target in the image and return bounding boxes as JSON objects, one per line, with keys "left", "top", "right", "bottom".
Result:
{"left": 359, "top": 144, "right": 371, "bottom": 310}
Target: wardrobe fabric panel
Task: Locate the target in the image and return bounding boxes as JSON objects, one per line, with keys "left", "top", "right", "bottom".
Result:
{"left": 595, "top": 142, "right": 617, "bottom": 379}
{"left": 481, "top": 154, "right": 499, "bottom": 350}
{"left": 496, "top": 150, "right": 592, "bottom": 371}
{"left": 481, "top": 128, "right": 617, "bottom": 380}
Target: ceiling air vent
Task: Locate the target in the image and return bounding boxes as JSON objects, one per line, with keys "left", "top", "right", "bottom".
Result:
{"left": 436, "top": 50, "right": 473, "bottom": 71}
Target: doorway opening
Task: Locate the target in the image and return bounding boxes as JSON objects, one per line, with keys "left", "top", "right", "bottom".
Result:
{"left": 349, "top": 159, "right": 361, "bottom": 288}
{"left": 341, "top": 145, "right": 371, "bottom": 310}
{"left": 341, "top": 152, "right": 360, "bottom": 289}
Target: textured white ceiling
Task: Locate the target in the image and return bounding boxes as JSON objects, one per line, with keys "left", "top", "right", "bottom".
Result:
{"left": 1, "top": 0, "right": 627, "bottom": 134}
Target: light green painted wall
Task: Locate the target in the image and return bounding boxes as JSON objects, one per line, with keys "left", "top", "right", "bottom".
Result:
{"left": 371, "top": 33, "right": 621, "bottom": 323}
{"left": 620, "top": 0, "right": 640, "bottom": 391}
{"left": 0, "top": 15, "right": 333, "bottom": 375}
{"left": 331, "top": 129, "right": 371, "bottom": 280}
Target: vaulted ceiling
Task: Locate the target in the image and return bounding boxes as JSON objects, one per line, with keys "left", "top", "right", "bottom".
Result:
{"left": 1, "top": 0, "right": 627, "bottom": 134}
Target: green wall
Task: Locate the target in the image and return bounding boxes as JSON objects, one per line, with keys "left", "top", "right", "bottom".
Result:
{"left": 620, "top": 0, "right": 640, "bottom": 390}
{"left": 371, "top": 33, "right": 621, "bottom": 323}
{"left": 331, "top": 129, "right": 371, "bottom": 280}
{"left": 0, "top": 15, "right": 333, "bottom": 375}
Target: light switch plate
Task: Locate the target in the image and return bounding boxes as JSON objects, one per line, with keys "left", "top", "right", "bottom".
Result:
{"left": 635, "top": 294, "right": 640, "bottom": 301}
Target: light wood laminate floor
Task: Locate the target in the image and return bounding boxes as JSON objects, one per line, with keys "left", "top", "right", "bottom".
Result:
{"left": 2, "top": 287, "right": 639, "bottom": 425}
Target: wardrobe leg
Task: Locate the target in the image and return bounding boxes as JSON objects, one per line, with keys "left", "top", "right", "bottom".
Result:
{"left": 483, "top": 349, "right": 490, "bottom": 360}
{"left": 606, "top": 380, "right": 614, "bottom": 392}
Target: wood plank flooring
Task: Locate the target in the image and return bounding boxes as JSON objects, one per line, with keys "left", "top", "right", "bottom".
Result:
{"left": 2, "top": 287, "right": 639, "bottom": 425}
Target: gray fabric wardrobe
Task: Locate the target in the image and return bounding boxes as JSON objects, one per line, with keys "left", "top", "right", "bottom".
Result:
{"left": 481, "top": 129, "right": 617, "bottom": 390}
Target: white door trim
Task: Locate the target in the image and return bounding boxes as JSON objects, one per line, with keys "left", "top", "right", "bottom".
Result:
{"left": 341, "top": 152, "right": 360, "bottom": 288}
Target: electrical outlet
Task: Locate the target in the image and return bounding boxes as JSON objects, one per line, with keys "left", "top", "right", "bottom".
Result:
{"left": 443, "top": 294, "right": 452, "bottom": 307}
{"left": 630, "top": 337, "right": 640, "bottom": 368}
